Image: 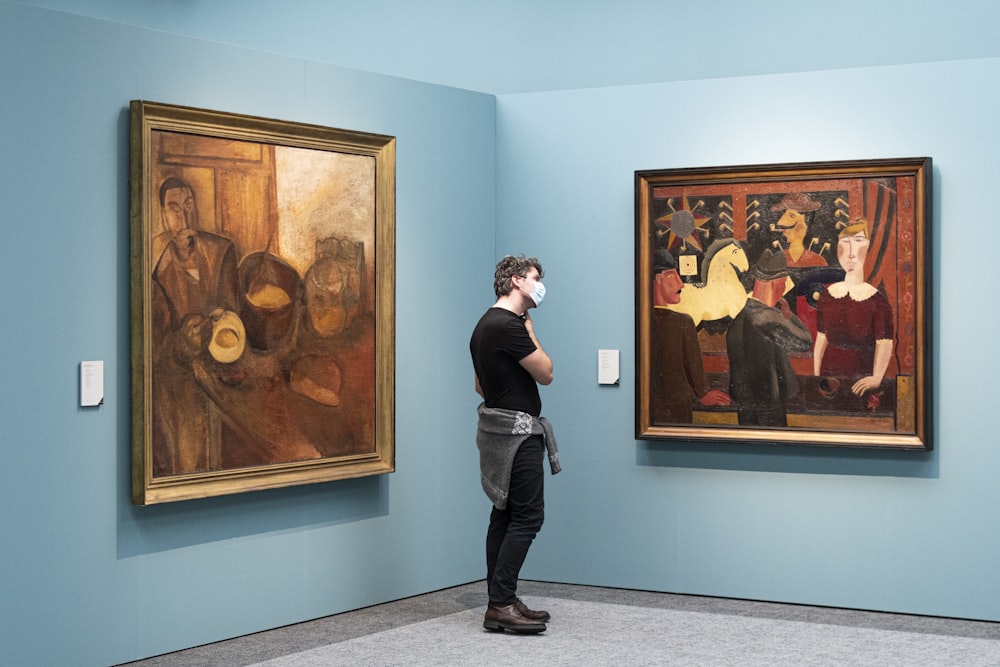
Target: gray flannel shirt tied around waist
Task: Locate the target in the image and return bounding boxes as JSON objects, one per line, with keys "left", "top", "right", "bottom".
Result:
{"left": 476, "top": 402, "right": 561, "bottom": 509}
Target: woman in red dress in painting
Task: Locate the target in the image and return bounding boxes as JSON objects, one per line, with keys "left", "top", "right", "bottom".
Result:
{"left": 812, "top": 218, "right": 893, "bottom": 396}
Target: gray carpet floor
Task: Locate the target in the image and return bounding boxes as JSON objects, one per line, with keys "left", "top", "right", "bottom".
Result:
{"left": 119, "top": 581, "right": 1000, "bottom": 666}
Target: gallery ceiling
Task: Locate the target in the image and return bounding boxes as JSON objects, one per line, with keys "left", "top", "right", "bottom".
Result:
{"left": 15, "top": 0, "right": 1000, "bottom": 94}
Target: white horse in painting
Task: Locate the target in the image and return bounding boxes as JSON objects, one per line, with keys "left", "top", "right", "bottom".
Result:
{"left": 666, "top": 239, "right": 749, "bottom": 325}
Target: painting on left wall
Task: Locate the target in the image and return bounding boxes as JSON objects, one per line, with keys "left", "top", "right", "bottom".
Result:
{"left": 129, "top": 101, "right": 396, "bottom": 504}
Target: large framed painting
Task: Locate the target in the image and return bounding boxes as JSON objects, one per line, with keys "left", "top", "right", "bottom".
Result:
{"left": 635, "top": 158, "right": 931, "bottom": 450}
{"left": 130, "top": 101, "right": 395, "bottom": 504}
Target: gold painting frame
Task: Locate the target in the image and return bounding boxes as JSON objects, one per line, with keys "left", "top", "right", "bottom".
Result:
{"left": 130, "top": 101, "right": 395, "bottom": 504}
{"left": 636, "top": 157, "right": 931, "bottom": 450}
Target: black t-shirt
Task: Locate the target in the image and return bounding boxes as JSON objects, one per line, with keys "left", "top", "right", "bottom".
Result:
{"left": 470, "top": 307, "right": 541, "bottom": 416}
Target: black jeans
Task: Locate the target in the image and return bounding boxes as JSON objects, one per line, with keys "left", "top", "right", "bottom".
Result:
{"left": 485, "top": 435, "right": 545, "bottom": 606}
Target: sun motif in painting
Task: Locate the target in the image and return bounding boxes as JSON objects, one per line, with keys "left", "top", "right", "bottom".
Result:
{"left": 653, "top": 196, "right": 712, "bottom": 253}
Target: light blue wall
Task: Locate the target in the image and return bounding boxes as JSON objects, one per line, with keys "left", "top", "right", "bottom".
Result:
{"left": 4, "top": 1, "right": 1000, "bottom": 665}
{"left": 0, "top": 4, "right": 493, "bottom": 665}
{"left": 497, "top": 60, "right": 1000, "bottom": 619}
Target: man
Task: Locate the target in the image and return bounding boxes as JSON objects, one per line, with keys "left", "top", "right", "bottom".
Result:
{"left": 649, "top": 249, "right": 730, "bottom": 423}
{"left": 152, "top": 177, "right": 240, "bottom": 328}
{"left": 771, "top": 192, "right": 827, "bottom": 339}
{"left": 470, "top": 255, "right": 560, "bottom": 634}
{"left": 771, "top": 192, "right": 825, "bottom": 268}
{"left": 726, "top": 249, "right": 812, "bottom": 427}
{"left": 151, "top": 176, "right": 240, "bottom": 475}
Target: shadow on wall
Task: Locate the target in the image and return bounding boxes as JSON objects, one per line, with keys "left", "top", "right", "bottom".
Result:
{"left": 116, "top": 474, "right": 388, "bottom": 558}
{"left": 636, "top": 440, "right": 937, "bottom": 479}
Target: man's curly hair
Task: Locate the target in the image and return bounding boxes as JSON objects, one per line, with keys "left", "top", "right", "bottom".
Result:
{"left": 493, "top": 254, "right": 544, "bottom": 298}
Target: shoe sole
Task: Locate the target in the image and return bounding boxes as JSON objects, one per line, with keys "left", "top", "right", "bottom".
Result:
{"left": 483, "top": 620, "right": 546, "bottom": 634}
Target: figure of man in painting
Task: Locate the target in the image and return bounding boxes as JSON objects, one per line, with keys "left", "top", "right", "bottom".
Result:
{"left": 771, "top": 192, "right": 829, "bottom": 340}
{"left": 150, "top": 176, "right": 241, "bottom": 476}
{"left": 813, "top": 218, "right": 894, "bottom": 397}
{"left": 727, "top": 249, "right": 812, "bottom": 427}
{"left": 772, "top": 193, "right": 827, "bottom": 269}
{"left": 649, "top": 249, "right": 730, "bottom": 424}
{"left": 152, "top": 177, "right": 240, "bottom": 327}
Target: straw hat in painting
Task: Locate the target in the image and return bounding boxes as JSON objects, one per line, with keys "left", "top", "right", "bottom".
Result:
{"left": 207, "top": 309, "right": 246, "bottom": 364}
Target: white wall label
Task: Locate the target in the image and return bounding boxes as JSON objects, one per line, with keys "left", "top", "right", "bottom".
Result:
{"left": 598, "top": 349, "right": 619, "bottom": 385}
{"left": 81, "top": 360, "right": 104, "bottom": 407}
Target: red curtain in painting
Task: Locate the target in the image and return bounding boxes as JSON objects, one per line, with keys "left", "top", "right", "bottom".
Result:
{"left": 863, "top": 177, "right": 902, "bottom": 377}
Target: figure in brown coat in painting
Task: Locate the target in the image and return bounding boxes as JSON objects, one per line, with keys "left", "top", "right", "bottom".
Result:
{"left": 150, "top": 177, "right": 240, "bottom": 475}
{"left": 649, "top": 249, "right": 730, "bottom": 424}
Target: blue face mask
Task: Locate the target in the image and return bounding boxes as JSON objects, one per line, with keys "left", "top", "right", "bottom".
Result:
{"left": 523, "top": 279, "right": 546, "bottom": 307}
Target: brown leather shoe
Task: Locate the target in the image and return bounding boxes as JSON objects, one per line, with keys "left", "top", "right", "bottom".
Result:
{"left": 483, "top": 603, "right": 547, "bottom": 634}
{"left": 515, "top": 597, "right": 551, "bottom": 622}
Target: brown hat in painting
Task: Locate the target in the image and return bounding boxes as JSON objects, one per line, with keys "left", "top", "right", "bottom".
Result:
{"left": 770, "top": 192, "right": 821, "bottom": 214}
{"left": 290, "top": 355, "right": 343, "bottom": 407}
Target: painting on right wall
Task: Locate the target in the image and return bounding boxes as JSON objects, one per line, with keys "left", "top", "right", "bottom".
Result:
{"left": 635, "top": 157, "right": 932, "bottom": 450}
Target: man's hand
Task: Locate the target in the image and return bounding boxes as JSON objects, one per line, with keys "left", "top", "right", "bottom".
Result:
{"left": 518, "top": 311, "right": 553, "bottom": 385}
{"left": 699, "top": 389, "right": 732, "bottom": 407}
{"left": 522, "top": 310, "right": 536, "bottom": 334}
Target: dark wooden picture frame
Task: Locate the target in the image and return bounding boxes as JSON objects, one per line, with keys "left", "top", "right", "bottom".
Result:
{"left": 130, "top": 101, "right": 395, "bottom": 504}
{"left": 636, "top": 157, "right": 931, "bottom": 449}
